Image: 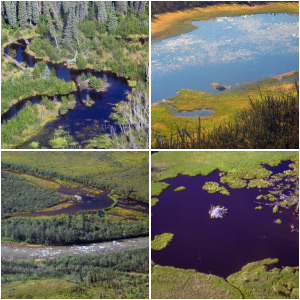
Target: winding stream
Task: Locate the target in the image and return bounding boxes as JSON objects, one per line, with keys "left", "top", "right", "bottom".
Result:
{"left": 2, "top": 40, "right": 131, "bottom": 148}
{"left": 2, "top": 237, "right": 149, "bottom": 260}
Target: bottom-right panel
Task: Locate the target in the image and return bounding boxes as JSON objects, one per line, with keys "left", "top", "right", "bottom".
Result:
{"left": 151, "top": 151, "right": 299, "bottom": 299}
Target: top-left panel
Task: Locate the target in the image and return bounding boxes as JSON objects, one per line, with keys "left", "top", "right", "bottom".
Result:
{"left": 2, "top": 1, "right": 149, "bottom": 149}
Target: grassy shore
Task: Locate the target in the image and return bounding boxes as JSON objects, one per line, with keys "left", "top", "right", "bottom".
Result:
{"left": 152, "top": 2, "right": 299, "bottom": 42}
{"left": 151, "top": 75, "right": 298, "bottom": 145}
{"left": 152, "top": 259, "right": 299, "bottom": 298}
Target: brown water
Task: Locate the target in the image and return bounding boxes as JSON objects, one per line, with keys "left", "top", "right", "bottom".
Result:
{"left": 151, "top": 161, "right": 299, "bottom": 277}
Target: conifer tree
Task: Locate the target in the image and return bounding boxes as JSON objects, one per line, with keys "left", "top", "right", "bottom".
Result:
{"left": 4, "top": 1, "right": 17, "bottom": 27}
{"left": 18, "top": 1, "right": 27, "bottom": 29}
{"left": 106, "top": 7, "right": 117, "bottom": 33}
{"left": 26, "top": 1, "right": 33, "bottom": 24}
{"left": 42, "top": 66, "right": 51, "bottom": 80}
{"left": 105, "top": 2, "right": 113, "bottom": 10}
{"left": 96, "top": 2, "right": 107, "bottom": 23}
{"left": 32, "top": 1, "right": 40, "bottom": 25}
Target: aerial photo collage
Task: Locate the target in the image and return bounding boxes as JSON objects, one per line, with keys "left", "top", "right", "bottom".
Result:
{"left": 0, "top": 0, "right": 299, "bottom": 299}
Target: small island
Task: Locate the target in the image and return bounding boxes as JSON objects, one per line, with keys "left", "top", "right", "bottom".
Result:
{"left": 174, "top": 186, "right": 186, "bottom": 192}
{"left": 152, "top": 233, "right": 174, "bottom": 250}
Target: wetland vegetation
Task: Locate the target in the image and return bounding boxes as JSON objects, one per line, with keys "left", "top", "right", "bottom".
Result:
{"left": 1, "top": 151, "right": 149, "bottom": 299}
{"left": 1, "top": 1, "right": 149, "bottom": 149}
{"left": 151, "top": 151, "right": 299, "bottom": 299}
{"left": 151, "top": 1, "right": 299, "bottom": 149}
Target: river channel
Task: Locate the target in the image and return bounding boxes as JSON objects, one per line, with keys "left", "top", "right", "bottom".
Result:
{"left": 2, "top": 236, "right": 149, "bottom": 260}
{"left": 2, "top": 40, "right": 131, "bottom": 148}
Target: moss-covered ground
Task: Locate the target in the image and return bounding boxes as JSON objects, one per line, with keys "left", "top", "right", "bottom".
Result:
{"left": 152, "top": 2, "right": 299, "bottom": 43}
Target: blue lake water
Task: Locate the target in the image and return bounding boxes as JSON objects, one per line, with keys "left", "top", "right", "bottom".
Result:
{"left": 152, "top": 13, "right": 299, "bottom": 103}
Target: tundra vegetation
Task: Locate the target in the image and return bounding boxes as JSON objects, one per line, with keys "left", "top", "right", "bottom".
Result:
{"left": 1, "top": 1, "right": 149, "bottom": 149}
{"left": 174, "top": 186, "right": 186, "bottom": 192}
{"left": 1, "top": 151, "right": 149, "bottom": 299}
{"left": 151, "top": 151, "right": 299, "bottom": 298}
{"left": 151, "top": 233, "right": 174, "bottom": 251}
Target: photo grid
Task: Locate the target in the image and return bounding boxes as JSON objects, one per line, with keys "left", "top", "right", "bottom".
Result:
{"left": 0, "top": 1, "right": 299, "bottom": 299}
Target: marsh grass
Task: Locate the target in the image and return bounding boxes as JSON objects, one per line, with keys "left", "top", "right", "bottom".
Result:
{"left": 154, "top": 84, "right": 299, "bottom": 149}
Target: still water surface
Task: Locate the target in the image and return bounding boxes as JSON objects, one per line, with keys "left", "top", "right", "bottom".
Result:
{"left": 152, "top": 13, "right": 299, "bottom": 103}
{"left": 151, "top": 161, "right": 299, "bottom": 277}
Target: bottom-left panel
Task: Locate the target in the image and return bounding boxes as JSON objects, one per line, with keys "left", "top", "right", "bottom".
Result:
{"left": 1, "top": 151, "right": 149, "bottom": 299}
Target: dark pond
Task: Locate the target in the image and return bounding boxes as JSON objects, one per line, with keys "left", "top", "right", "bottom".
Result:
{"left": 151, "top": 160, "right": 299, "bottom": 277}
{"left": 152, "top": 13, "right": 299, "bottom": 103}
{"left": 3, "top": 40, "right": 131, "bottom": 148}
{"left": 2, "top": 236, "right": 149, "bottom": 260}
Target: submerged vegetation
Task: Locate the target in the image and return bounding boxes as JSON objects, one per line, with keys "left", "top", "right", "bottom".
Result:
{"left": 151, "top": 233, "right": 174, "bottom": 251}
{"left": 153, "top": 83, "right": 299, "bottom": 149}
{"left": 1, "top": 1, "right": 149, "bottom": 149}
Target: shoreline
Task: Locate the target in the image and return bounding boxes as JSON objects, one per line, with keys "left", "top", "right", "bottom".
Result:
{"left": 152, "top": 2, "right": 299, "bottom": 43}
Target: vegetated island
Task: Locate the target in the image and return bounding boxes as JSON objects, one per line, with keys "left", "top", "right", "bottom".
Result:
{"left": 2, "top": 1, "right": 149, "bottom": 149}
{"left": 151, "top": 233, "right": 174, "bottom": 251}
{"left": 174, "top": 186, "right": 186, "bottom": 192}
{"left": 1, "top": 151, "right": 149, "bottom": 299}
{"left": 151, "top": 151, "right": 299, "bottom": 299}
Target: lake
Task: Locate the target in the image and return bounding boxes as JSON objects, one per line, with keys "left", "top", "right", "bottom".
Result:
{"left": 151, "top": 161, "right": 299, "bottom": 277}
{"left": 152, "top": 13, "right": 299, "bottom": 103}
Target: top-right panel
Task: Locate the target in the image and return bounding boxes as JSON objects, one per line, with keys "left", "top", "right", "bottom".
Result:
{"left": 151, "top": 1, "right": 299, "bottom": 149}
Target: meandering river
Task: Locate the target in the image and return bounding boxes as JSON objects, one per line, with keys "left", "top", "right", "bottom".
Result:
{"left": 2, "top": 40, "right": 131, "bottom": 148}
{"left": 152, "top": 13, "right": 299, "bottom": 103}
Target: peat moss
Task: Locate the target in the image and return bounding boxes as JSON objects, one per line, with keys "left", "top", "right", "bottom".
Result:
{"left": 151, "top": 233, "right": 174, "bottom": 251}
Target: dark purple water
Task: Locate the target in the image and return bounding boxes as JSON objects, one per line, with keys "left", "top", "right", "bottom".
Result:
{"left": 2, "top": 40, "right": 131, "bottom": 148}
{"left": 151, "top": 161, "right": 299, "bottom": 277}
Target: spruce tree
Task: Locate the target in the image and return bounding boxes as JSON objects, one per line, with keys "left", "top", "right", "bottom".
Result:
{"left": 106, "top": 7, "right": 117, "bottom": 34}
{"left": 18, "top": 1, "right": 27, "bottom": 29}
{"left": 32, "top": 1, "right": 40, "bottom": 25}
{"left": 4, "top": 1, "right": 17, "bottom": 27}
{"left": 96, "top": 2, "right": 106, "bottom": 23}
{"left": 26, "top": 1, "right": 33, "bottom": 25}
{"left": 42, "top": 66, "right": 51, "bottom": 80}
